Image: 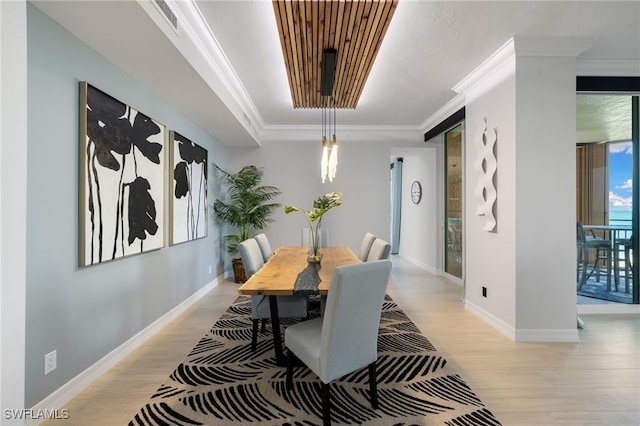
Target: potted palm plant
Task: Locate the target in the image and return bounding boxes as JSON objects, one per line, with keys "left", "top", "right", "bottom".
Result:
{"left": 213, "top": 165, "right": 281, "bottom": 283}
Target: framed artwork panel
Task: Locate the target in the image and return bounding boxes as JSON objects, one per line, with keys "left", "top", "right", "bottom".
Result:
{"left": 170, "top": 131, "right": 208, "bottom": 245}
{"left": 79, "top": 82, "right": 166, "bottom": 266}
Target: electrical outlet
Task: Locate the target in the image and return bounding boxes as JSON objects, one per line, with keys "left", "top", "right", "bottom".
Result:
{"left": 209, "top": 265, "right": 212, "bottom": 274}
{"left": 44, "top": 350, "right": 57, "bottom": 375}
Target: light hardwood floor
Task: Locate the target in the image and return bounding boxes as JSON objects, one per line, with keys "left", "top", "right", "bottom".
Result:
{"left": 43, "top": 256, "right": 639, "bottom": 425}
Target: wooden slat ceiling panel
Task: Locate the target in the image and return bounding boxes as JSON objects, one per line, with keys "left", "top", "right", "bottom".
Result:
{"left": 273, "top": 0, "right": 398, "bottom": 109}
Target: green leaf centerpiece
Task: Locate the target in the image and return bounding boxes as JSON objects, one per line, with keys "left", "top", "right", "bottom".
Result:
{"left": 285, "top": 192, "right": 342, "bottom": 263}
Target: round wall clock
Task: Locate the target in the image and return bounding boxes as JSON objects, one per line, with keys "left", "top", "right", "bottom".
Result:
{"left": 411, "top": 180, "right": 422, "bottom": 204}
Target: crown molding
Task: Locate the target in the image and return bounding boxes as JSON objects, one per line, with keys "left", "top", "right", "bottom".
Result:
{"left": 512, "top": 36, "right": 596, "bottom": 57}
{"left": 420, "top": 94, "right": 465, "bottom": 136}
{"left": 176, "top": 0, "right": 266, "bottom": 131}
{"left": 260, "top": 124, "right": 423, "bottom": 144}
{"left": 453, "top": 36, "right": 598, "bottom": 96}
{"left": 143, "top": 1, "right": 424, "bottom": 147}
{"left": 577, "top": 58, "right": 640, "bottom": 77}
{"left": 140, "top": 0, "right": 265, "bottom": 144}
{"left": 452, "top": 38, "right": 516, "bottom": 95}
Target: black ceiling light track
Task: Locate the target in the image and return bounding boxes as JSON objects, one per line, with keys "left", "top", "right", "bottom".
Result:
{"left": 321, "top": 49, "right": 337, "bottom": 97}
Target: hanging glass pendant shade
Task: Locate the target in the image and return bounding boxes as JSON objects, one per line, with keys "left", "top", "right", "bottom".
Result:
{"left": 321, "top": 135, "right": 329, "bottom": 183}
{"left": 320, "top": 104, "right": 338, "bottom": 183}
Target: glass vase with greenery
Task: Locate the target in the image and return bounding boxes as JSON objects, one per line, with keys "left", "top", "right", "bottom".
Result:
{"left": 284, "top": 192, "right": 342, "bottom": 263}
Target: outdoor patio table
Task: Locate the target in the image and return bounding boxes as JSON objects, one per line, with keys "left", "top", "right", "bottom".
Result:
{"left": 584, "top": 224, "right": 632, "bottom": 290}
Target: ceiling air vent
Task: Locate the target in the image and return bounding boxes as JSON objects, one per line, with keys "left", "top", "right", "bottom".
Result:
{"left": 155, "top": 0, "right": 178, "bottom": 31}
{"left": 242, "top": 112, "right": 253, "bottom": 128}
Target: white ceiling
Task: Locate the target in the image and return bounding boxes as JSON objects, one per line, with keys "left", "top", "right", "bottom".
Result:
{"left": 31, "top": 1, "right": 640, "bottom": 147}
{"left": 577, "top": 95, "right": 632, "bottom": 144}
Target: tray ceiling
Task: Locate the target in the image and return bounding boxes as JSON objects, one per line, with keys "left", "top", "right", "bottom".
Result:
{"left": 273, "top": 0, "right": 397, "bottom": 109}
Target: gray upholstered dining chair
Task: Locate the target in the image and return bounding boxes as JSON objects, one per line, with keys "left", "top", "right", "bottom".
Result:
{"left": 254, "top": 233, "right": 274, "bottom": 263}
{"left": 358, "top": 232, "right": 376, "bottom": 261}
{"left": 318, "top": 233, "right": 383, "bottom": 316}
{"left": 285, "top": 260, "right": 392, "bottom": 426}
{"left": 366, "top": 238, "right": 391, "bottom": 261}
{"left": 238, "top": 239, "right": 308, "bottom": 351}
{"left": 576, "top": 222, "right": 611, "bottom": 290}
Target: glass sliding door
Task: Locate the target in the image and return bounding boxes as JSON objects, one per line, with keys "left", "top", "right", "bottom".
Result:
{"left": 576, "top": 95, "right": 637, "bottom": 304}
{"left": 445, "top": 124, "right": 463, "bottom": 278}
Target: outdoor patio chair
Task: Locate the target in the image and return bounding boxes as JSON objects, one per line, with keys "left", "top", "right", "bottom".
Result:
{"left": 576, "top": 222, "right": 612, "bottom": 291}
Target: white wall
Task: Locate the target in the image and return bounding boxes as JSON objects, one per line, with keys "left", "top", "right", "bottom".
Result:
{"left": 460, "top": 38, "right": 583, "bottom": 341}
{"left": 225, "top": 141, "right": 439, "bottom": 278}
{"left": 513, "top": 55, "right": 577, "bottom": 335}
{"left": 225, "top": 138, "right": 423, "bottom": 274}
{"left": 463, "top": 55, "right": 518, "bottom": 333}
{"left": 392, "top": 147, "right": 441, "bottom": 273}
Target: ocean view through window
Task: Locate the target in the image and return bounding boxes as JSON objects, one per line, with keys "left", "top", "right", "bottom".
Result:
{"left": 609, "top": 141, "right": 633, "bottom": 229}
{"left": 576, "top": 95, "right": 635, "bottom": 304}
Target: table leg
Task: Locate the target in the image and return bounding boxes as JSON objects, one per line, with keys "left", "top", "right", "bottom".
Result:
{"left": 268, "top": 295, "right": 286, "bottom": 366}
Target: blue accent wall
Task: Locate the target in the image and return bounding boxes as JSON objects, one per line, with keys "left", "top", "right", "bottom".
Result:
{"left": 25, "top": 4, "right": 227, "bottom": 406}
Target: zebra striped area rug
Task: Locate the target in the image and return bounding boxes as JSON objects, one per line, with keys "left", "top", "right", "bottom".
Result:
{"left": 129, "top": 296, "right": 501, "bottom": 425}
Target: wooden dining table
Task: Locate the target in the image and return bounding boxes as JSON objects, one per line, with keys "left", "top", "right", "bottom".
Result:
{"left": 237, "top": 246, "right": 361, "bottom": 365}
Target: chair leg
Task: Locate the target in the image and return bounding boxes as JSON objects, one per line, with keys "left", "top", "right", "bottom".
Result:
{"left": 624, "top": 245, "right": 632, "bottom": 293}
{"left": 578, "top": 247, "right": 589, "bottom": 290}
{"left": 576, "top": 247, "right": 580, "bottom": 282}
{"left": 595, "top": 247, "right": 601, "bottom": 283}
{"left": 606, "top": 248, "right": 613, "bottom": 291}
{"left": 321, "top": 382, "right": 331, "bottom": 426}
{"left": 261, "top": 318, "right": 267, "bottom": 332}
{"left": 616, "top": 249, "right": 621, "bottom": 288}
{"left": 368, "top": 362, "right": 379, "bottom": 409}
{"left": 286, "top": 351, "right": 294, "bottom": 390}
{"left": 251, "top": 319, "right": 259, "bottom": 352}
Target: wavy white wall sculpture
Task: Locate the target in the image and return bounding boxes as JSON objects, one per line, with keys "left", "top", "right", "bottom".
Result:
{"left": 474, "top": 118, "right": 497, "bottom": 232}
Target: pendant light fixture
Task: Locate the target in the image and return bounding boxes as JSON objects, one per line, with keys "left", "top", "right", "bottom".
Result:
{"left": 321, "top": 49, "right": 338, "bottom": 183}
{"left": 273, "top": 1, "right": 398, "bottom": 181}
{"left": 321, "top": 103, "right": 338, "bottom": 183}
{"left": 321, "top": 110, "right": 329, "bottom": 182}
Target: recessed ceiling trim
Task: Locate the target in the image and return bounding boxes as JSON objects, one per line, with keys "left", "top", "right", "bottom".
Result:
{"left": 260, "top": 123, "right": 422, "bottom": 144}
{"left": 452, "top": 38, "right": 516, "bottom": 96}
{"left": 577, "top": 59, "right": 640, "bottom": 78}
{"left": 513, "top": 36, "right": 596, "bottom": 57}
{"left": 273, "top": 0, "right": 397, "bottom": 109}
{"left": 170, "top": 0, "right": 266, "bottom": 141}
{"left": 421, "top": 94, "right": 466, "bottom": 136}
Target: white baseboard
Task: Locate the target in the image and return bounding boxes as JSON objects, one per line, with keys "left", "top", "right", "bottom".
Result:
{"left": 464, "top": 300, "right": 516, "bottom": 340}
{"left": 465, "top": 300, "right": 580, "bottom": 342}
{"left": 514, "top": 328, "right": 580, "bottom": 342}
{"left": 578, "top": 303, "right": 640, "bottom": 315}
{"left": 395, "top": 253, "right": 438, "bottom": 275}
{"left": 27, "top": 276, "right": 222, "bottom": 426}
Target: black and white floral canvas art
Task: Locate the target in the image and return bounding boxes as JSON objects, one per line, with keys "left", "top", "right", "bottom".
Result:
{"left": 79, "top": 82, "right": 165, "bottom": 266}
{"left": 170, "top": 131, "right": 208, "bottom": 245}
